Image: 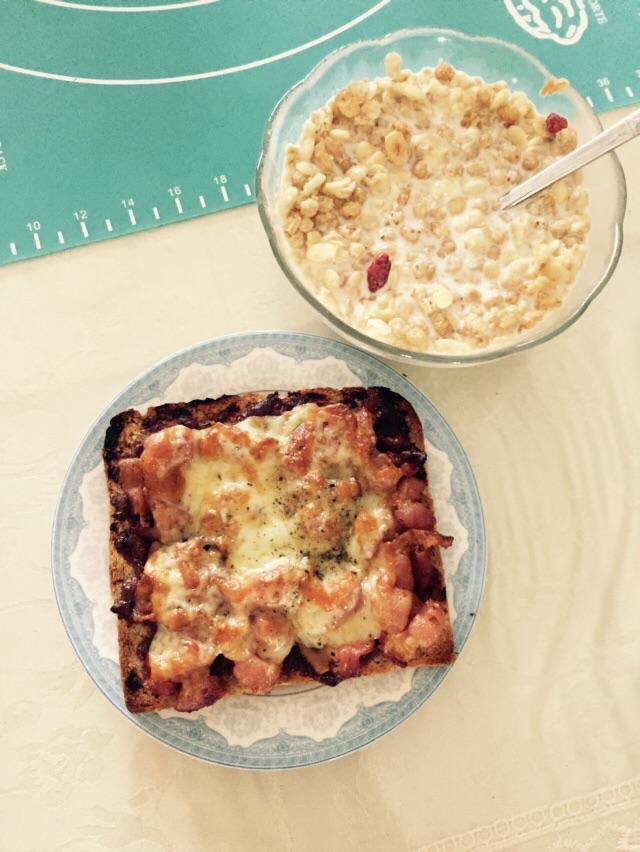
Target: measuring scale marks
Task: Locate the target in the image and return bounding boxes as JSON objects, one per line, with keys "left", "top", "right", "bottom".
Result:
{"left": 17, "top": 178, "right": 252, "bottom": 262}
{"left": 0, "top": 0, "right": 636, "bottom": 267}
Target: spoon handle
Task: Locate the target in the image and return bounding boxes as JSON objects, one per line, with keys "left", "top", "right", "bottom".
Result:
{"left": 499, "top": 107, "right": 640, "bottom": 210}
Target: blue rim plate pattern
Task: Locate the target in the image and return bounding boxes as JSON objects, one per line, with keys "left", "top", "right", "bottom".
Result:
{"left": 51, "top": 332, "right": 485, "bottom": 769}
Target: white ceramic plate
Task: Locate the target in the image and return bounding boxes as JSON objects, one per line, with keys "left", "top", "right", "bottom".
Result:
{"left": 51, "top": 331, "right": 485, "bottom": 769}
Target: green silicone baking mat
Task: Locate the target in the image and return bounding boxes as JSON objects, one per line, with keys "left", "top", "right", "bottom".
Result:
{"left": 0, "top": 0, "right": 637, "bottom": 266}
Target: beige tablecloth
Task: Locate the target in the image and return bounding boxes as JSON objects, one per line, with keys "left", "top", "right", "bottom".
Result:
{"left": 1, "top": 107, "right": 639, "bottom": 851}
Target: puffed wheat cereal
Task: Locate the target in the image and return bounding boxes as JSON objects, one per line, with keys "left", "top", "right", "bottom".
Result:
{"left": 277, "top": 56, "right": 589, "bottom": 354}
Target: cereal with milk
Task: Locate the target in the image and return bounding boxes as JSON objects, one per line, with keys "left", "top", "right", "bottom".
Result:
{"left": 277, "top": 54, "right": 589, "bottom": 354}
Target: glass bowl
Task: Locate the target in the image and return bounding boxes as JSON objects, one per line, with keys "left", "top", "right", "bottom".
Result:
{"left": 256, "top": 28, "right": 626, "bottom": 367}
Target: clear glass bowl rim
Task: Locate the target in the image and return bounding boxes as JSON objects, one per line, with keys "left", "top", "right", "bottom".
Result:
{"left": 256, "top": 26, "right": 627, "bottom": 367}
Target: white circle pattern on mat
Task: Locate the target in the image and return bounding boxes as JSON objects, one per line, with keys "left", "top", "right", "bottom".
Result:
{"left": 4, "top": 1, "right": 392, "bottom": 84}
{"left": 36, "top": 0, "right": 221, "bottom": 11}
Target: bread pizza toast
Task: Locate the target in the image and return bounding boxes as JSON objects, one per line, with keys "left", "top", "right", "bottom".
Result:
{"left": 103, "top": 386, "right": 455, "bottom": 713}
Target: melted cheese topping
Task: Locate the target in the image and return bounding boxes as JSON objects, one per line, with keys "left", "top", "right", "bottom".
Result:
{"left": 140, "top": 403, "right": 399, "bottom": 682}
{"left": 294, "top": 599, "right": 379, "bottom": 649}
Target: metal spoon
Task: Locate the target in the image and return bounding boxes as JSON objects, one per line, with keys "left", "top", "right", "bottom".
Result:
{"left": 499, "top": 107, "right": 640, "bottom": 210}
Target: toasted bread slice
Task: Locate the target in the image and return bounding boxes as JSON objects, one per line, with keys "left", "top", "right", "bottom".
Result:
{"left": 103, "top": 387, "right": 454, "bottom": 713}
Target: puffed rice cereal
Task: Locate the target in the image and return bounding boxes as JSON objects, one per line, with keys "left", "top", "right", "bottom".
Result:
{"left": 277, "top": 54, "right": 589, "bottom": 354}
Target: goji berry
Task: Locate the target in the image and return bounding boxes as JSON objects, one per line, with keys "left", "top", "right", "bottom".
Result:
{"left": 546, "top": 113, "right": 568, "bottom": 135}
{"left": 367, "top": 253, "right": 391, "bottom": 292}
